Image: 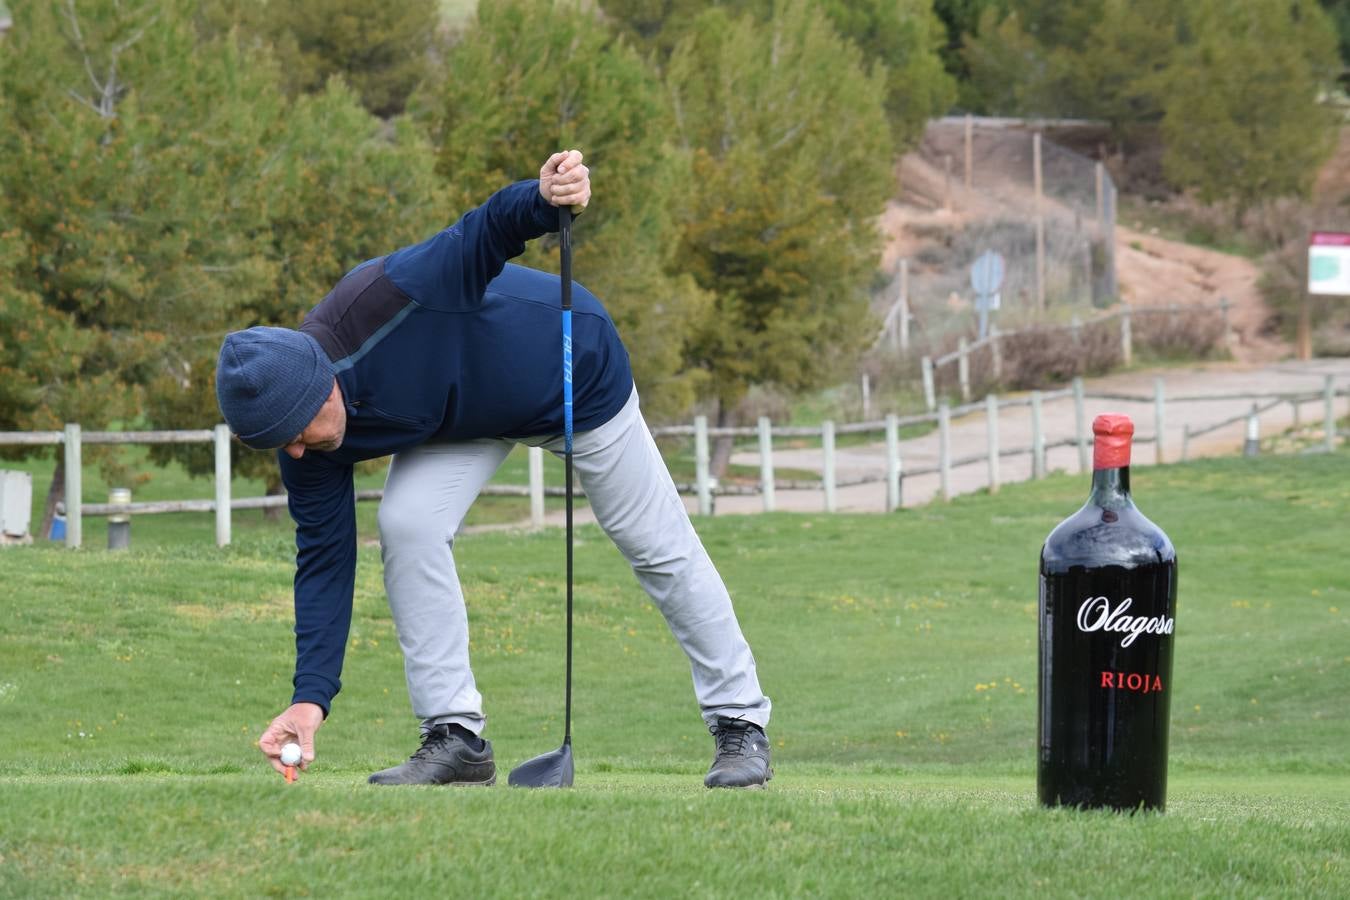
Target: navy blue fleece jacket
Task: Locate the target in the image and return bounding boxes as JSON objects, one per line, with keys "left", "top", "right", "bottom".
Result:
{"left": 279, "top": 181, "right": 632, "bottom": 713}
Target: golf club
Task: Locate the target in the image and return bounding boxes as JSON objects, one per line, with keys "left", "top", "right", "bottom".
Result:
{"left": 508, "top": 204, "right": 576, "bottom": 788}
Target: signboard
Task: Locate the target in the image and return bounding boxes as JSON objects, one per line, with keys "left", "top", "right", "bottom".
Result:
{"left": 970, "top": 250, "right": 1005, "bottom": 338}
{"left": 1309, "top": 232, "right": 1350, "bottom": 296}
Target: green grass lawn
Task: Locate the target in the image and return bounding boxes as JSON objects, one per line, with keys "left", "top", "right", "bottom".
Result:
{"left": 2, "top": 452, "right": 1348, "bottom": 896}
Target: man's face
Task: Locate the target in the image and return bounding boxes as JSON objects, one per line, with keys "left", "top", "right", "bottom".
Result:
{"left": 282, "top": 380, "right": 347, "bottom": 459}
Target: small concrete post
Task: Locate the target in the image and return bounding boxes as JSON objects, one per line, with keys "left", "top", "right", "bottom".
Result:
{"left": 822, "top": 420, "right": 837, "bottom": 513}
{"left": 885, "top": 414, "right": 902, "bottom": 512}
{"left": 922, "top": 356, "right": 936, "bottom": 412}
{"left": 958, "top": 337, "right": 971, "bottom": 402}
{"left": 1244, "top": 404, "right": 1260, "bottom": 457}
{"left": 214, "top": 424, "right": 231, "bottom": 547}
{"left": 1154, "top": 376, "right": 1166, "bottom": 464}
{"left": 1031, "top": 391, "right": 1045, "bottom": 479}
{"left": 63, "top": 424, "right": 81, "bottom": 549}
{"left": 939, "top": 402, "right": 952, "bottom": 502}
{"left": 1072, "top": 377, "right": 1088, "bottom": 473}
{"left": 694, "top": 415, "right": 712, "bottom": 516}
{"left": 528, "top": 446, "right": 545, "bottom": 528}
{"left": 758, "top": 416, "right": 775, "bottom": 513}
{"left": 986, "top": 393, "right": 1000, "bottom": 494}
{"left": 107, "top": 487, "right": 131, "bottom": 551}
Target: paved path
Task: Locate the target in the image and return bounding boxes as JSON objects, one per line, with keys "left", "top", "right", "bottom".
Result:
{"left": 527, "top": 359, "right": 1349, "bottom": 529}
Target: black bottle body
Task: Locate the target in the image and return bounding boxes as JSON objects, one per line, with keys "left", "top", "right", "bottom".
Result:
{"left": 1038, "top": 466, "right": 1177, "bottom": 811}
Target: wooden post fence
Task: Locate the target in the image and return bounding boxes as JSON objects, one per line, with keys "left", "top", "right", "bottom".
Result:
{"left": 885, "top": 414, "right": 902, "bottom": 512}
{"left": 694, "top": 415, "right": 712, "bottom": 516}
{"left": 822, "top": 420, "right": 837, "bottom": 513}
{"left": 214, "top": 425, "right": 231, "bottom": 547}
{"left": 986, "top": 393, "right": 1000, "bottom": 494}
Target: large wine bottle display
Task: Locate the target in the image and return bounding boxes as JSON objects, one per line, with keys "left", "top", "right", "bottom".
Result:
{"left": 1038, "top": 414, "right": 1177, "bottom": 811}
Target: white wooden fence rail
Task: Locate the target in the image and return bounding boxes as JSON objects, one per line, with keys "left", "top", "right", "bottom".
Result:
{"left": 1, "top": 375, "right": 1343, "bottom": 548}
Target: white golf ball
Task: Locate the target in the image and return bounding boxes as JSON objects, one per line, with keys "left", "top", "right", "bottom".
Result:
{"left": 280, "top": 742, "right": 303, "bottom": 766}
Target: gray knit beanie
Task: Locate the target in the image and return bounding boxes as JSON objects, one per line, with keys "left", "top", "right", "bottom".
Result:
{"left": 215, "top": 327, "right": 335, "bottom": 450}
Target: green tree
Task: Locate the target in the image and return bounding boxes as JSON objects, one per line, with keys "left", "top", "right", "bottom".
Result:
{"left": 600, "top": 0, "right": 952, "bottom": 151}
{"left": 666, "top": 0, "right": 891, "bottom": 468}
{"left": 1159, "top": 0, "right": 1340, "bottom": 211}
{"left": 204, "top": 0, "right": 440, "bottom": 118}
{"left": 417, "top": 0, "right": 708, "bottom": 420}
{"left": 0, "top": 0, "right": 445, "bottom": 526}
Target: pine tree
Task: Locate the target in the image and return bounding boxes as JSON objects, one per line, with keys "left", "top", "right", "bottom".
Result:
{"left": 666, "top": 0, "right": 891, "bottom": 466}
{"left": 1159, "top": 0, "right": 1340, "bottom": 210}
{"left": 418, "top": 0, "right": 708, "bottom": 419}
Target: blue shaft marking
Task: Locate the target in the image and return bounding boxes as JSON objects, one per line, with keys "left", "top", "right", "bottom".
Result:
{"left": 563, "top": 309, "right": 573, "bottom": 453}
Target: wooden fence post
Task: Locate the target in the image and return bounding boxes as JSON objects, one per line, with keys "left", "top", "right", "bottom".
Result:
{"left": 885, "top": 414, "right": 902, "bottom": 512}
{"left": 922, "top": 356, "right": 936, "bottom": 412}
{"left": 63, "top": 423, "right": 81, "bottom": 549}
{"left": 986, "top": 393, "right": 1000, "bottom": 494}
{"left": 861, "top": 373, "right": 871, "bottom": 420}
{"left": 939, "top": 402, "right": 952, "bottom": 501}
{"left": 1244, "top": 404, "right": 1260, "bottom": 457}
{"left": 822, "top": 420, "right": 837, "bottom": 513}
{"left": 899, "top": 259, "right": 910, "bottom": 353}
{"left": 528, "top": 446, "right": 545, "bottom": 528}
{"left": 214, "top": 424, "right": 231, "bottom": 547}
{"left": 1325, "top": 375, "right": 1337, "bottom": 453}
{"left": 694, "top": 415, "right": 712, "bottom": 516}
{"left": 758, "top": 416, "right": 775, "bottom": 513}
{"left": 1072, "top": 376, "right": 1088, "bottom": 473}
{"left": 964, "top": 113, "right": 973, "bottom": 188}
{"left": 1034, "top": 132, "right": 1045, "bottom": 312}
{"left": 958, "top": 337, "right": 970, "bottom": 402}
{"left": 1154, "top": 377, "right": 1166, "bottom": 464}
{"left": 1031, "top": 391, "right": 1045, "bottom": 479}
{"left": 1121, "top": 307, "right": 1133, "bottom": 367}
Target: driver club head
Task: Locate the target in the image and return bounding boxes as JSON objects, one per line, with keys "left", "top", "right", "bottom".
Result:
{"left": 507, "top": 741, "right": 574, "bottom": 788}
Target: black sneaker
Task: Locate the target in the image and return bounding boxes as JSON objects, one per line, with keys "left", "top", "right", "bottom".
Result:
{"left": 367, "top": 724, "right": 496, "bottom": 786}
{"left": 704, "top": 717, "right": 772, "bottom": 789}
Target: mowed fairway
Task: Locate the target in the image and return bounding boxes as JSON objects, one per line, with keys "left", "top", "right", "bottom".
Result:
{"left": 2, "top": 453, "right": 1348, "bottom": 897}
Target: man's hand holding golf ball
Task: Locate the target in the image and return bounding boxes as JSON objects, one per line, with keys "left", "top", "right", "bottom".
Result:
{"left": 258, "top": 702, "right": 322, "bottom": 780}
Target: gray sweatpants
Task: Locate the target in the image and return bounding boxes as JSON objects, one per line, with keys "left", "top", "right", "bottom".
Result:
{"left": 376, "top": 388, "right": 771, "bottom": 735}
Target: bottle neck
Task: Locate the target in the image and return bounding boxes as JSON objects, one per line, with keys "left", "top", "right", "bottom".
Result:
{"left": 1089, "top": 465, "right": 1132, "bottom": 509}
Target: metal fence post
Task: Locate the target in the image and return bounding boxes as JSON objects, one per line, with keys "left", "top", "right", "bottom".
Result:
{"left": 694, "top": 415, "right": 712, "bottom": 516}
{"left": 528, "top": 446, "right": 545, "bottom": 528}
{"left": 1154, "top": 376, "right": 1166, "bottom": 464}
{"left": 1031, "top": 391, "right": 1045, "bottom": 479}
{"left": 1120, "top": 308, "right": 1132, "bottom": 367}
{"left": 1072, "top": 376, "right": 1088, "bottom": 473}
{"left": 1325, "top": 375, "right": 1337, "bottom": 453}
{"left": 939, "top": 402, "right": 952, "bottom": 501}
{"left": 758, "top": 416, "right": 775, "bottom": 513}
{"left": 822, "top": 420, "right": 837, "bottom": 513}
{"left": 986, "top": 393, "right": 1000, "bottom": 494}
{"left": 990, "top": 324, "right": 1003, "bottom": 381}
{"left": 922, "top": 356, "right": 936, "bottom": 412}
{"left": 885, "top": 414, "right": 901, "bottom": 512}
{"left": 958, "top": 337, "right": 971, "bottom": 402}
{"left": 214, "top": 424, "right": 231, "bottom": 547}
{"left": 63, "top": 424, "right": 81, "bottom": 549}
